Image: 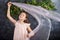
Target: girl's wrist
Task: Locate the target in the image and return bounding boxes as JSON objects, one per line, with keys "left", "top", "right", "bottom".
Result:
{"left": 8, "top": 6, "right": 10, "bottom": 9}
{"left": 8, "top": 6, "right": 10, "bottom": 8}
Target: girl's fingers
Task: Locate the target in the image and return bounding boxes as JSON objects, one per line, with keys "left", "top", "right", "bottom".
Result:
{"left": 28, "top": 31, "right": 35, "bottom": 38}
{"left": 7, "top": 2, "right": 12, "bottom": 7}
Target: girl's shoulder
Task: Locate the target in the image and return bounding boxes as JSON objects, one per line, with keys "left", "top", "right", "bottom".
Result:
{"left": 25, "top": 23, "right": 31, "bottom": 26}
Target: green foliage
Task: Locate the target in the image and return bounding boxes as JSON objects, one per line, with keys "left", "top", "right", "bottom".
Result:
{"left": 26, "top": 0, "right": 55, "bottom": 10}
{"left": 10, "top": 5, "right": 20, "bottom": 20}
{"left": 26, "top": 0, "right": 38, "bottom": 5}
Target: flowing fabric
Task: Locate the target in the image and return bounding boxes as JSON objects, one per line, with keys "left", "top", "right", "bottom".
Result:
{"left": 11, "top": 2, "right": 60, "bottom": 40}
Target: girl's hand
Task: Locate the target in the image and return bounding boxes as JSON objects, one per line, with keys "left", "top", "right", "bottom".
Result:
{"left": 7, "top": 2, "right": 12, "bottom": 7}
{"left": 28, "top": 31, "right": 35, "bottom": 38}
{"left": 27, "top": 34, "right": 29, "bottom": 37}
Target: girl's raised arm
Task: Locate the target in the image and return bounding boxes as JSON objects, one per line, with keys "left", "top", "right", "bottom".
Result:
{"left": 7, "top": 2, "right": 16, "bottom": 24}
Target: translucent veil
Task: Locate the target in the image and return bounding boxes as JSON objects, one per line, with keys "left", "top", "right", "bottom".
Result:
{"left": 11, "top": 2, "right": 60, "bottom": 40}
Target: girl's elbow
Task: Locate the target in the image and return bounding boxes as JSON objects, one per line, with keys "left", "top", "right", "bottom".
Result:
{"left": 7, "top": 14, "right": 10, "bottom": 17}
{"left": 7, "top": 15, "right": 9, "bottom": 18}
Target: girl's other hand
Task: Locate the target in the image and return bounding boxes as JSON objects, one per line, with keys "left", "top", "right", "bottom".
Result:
{"left": 28, "top": 31, "right": 35, "bottom": 38}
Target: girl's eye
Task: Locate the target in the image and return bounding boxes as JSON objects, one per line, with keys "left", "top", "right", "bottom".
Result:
{"left": 23, "top": 15, "right": 24, "bottom": 16}
{"left": 23, "top": 14, "right": 25, "bottom": 16}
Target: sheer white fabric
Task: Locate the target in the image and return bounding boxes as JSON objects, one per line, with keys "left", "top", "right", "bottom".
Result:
{"left": 11, "top": 2, "right": 60, "bottom": 40}
{"left": 12, "top": 2, "right": 51, "bottom": 40}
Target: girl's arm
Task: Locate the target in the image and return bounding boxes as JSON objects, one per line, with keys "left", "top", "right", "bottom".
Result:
{"left": 7, "top": 2, "right": 16, "bottom": 24}
{"left": 27, "top": 25, "right": 32, "bottom": 32}
{"left": 27, "top": 24, "right": 35, "bottom": 38}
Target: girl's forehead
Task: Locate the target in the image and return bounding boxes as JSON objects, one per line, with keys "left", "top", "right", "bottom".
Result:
{"left": 20, "top": 12, "right": 26, "bottom": 15}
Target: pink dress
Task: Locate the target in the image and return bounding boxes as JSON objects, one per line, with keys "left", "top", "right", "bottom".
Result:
{"left": 13, "top": 21, "right": 30, "bottom": 40}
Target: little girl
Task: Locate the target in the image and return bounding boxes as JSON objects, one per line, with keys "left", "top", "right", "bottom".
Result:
{"left": 7, "top": 2, "right": 34, "bottom": 40}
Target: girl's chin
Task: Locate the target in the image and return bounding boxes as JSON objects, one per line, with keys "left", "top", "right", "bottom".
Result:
{"left": 19, "top": 19, "right": 24, "bottom": 20}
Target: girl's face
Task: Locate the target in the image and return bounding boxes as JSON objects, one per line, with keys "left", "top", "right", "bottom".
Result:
{"left": 19, "top": 12, "right": 26, "bottom": 21}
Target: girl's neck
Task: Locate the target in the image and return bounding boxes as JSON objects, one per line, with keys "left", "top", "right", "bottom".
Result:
{"left": 18, "top": 20, "right": 24, "bottom": 24}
